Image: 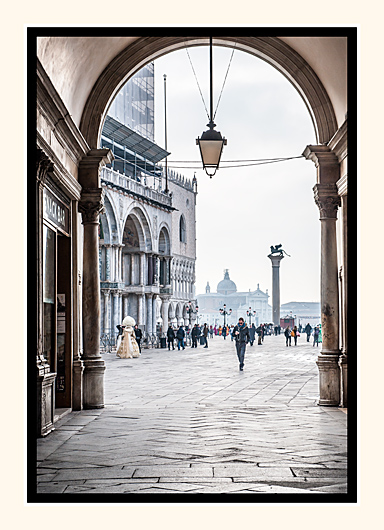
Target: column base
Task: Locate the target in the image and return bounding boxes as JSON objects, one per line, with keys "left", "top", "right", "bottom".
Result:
{"left": 83, "top": 358, "right": 106, "bottom": 409}
{"left": 339, "top": 353, "right": 348, "bottom": 407}
{"left": 37, "top": 371, "right": 56, "bottom": 437}
{"left": 72, "top": 359, "right": 84, "bottom": 411}
{"left": 316, "top": 354, "right": 341, "bottom": 406}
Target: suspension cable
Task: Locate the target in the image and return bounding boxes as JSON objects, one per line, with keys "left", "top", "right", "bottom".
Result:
{"left": 165, "top": 155, "right": 305, "bottom": 170}
{"left": 213, "top": 42, "right": 236, "bottom": 121}
{"left": 185, "top": 45, "right": 210, "bottom": 121}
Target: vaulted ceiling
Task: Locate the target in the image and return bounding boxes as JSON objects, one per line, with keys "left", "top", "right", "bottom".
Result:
{"left": 37, "top": 36, "right": 347, "bottom": 141}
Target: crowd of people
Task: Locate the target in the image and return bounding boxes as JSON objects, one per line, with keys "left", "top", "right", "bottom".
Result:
{"left": 116, "top": 317, "right": 323, "bottom": 373}
{"left": 163, "top": 321, "right": 281, "bottom": 351}
{"left": 283, "top": 322, "right": 322, "bottom": 347}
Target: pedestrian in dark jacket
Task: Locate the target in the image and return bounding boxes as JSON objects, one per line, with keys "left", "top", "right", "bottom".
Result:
{"left": 232, "top": 318, "right": 251, "bottom": 371}
{"left": 203, "top": 323, "right": 209, "bottom": 348}
{"left": 167, "top": 325, "right": 175, "bottom": 350}
{"left": 313, "top": 326, "right": 320, "bottom": 347}
{"left": 134, "top": 325, "right": 142, "bottom": 353}
{"left": 292, "top": 325, "right": 298, "bottom": 346}
{"left": 284, "top": 326, "right": 291, "bottom": 347}
{"left": 191, "top": 324, "right": 199, "bottom": 348}
{"left": 176, "top": 326, "right": 185, "bottom": 350}
{"left": 304, "top": 323, "right": 312, "bottom": 342}
{"left": 249, "top": 324, "right": 256, "bottom": 346}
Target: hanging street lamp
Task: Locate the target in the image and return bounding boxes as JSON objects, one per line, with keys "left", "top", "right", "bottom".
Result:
{"left": 196, "top": 37, "right": 227, "bottom": 178}
{"left": 246, "top": 307, "right": 257, "bottom": 326}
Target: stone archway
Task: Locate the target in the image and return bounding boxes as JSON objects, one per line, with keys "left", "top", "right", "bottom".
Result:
{"left": 79, "top": 36, "right": 338, "bottom": 150}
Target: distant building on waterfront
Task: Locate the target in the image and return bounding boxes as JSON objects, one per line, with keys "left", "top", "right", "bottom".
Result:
{"left": 280, "top": 301, "right": 321, "bottom": 328}
{"left": 197, "top": 270, "right": 272, "bottom": 327}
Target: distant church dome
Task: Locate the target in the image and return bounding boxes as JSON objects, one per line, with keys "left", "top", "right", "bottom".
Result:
{"left": 217, "top": 269, "right": 237, "bottom": 295}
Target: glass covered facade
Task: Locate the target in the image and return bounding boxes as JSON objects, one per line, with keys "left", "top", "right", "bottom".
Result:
{"left": 108, "top": 62, "right": 154, "bottom": 142}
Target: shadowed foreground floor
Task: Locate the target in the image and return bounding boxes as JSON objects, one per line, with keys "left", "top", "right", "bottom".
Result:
{"left": 36, "top": 333, "right": 347, "bottom": 495}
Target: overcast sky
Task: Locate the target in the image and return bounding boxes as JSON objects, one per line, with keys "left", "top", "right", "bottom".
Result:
{"left": 153, "top": 45, "right": 319, "bottom": 304}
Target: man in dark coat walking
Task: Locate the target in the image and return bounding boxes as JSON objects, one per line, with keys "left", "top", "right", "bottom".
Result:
{"left": 202, "top": 323, "right": 209, "bottom": 348}
{"left": 232, "top": 317, "right": 250, "bottom": 371}
{"left": 134, "top": 325, "right": 143, "bottom": 353}
{"left": 176, "top": 326, "right": 185, "bottom": 350}
{"left": 167, "top": 325, "right": 175, "bottom": 350}
{"left": 191, "top": 323, "right": 199, "bottom": 348}
{"left": 304, "top": 323, "right": 312, "bottom": 342}
{"left": 249, "top": 323, "right": 256, "bottom": 346}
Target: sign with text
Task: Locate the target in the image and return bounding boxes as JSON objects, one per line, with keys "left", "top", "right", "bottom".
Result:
{"left": 43, "top": 188, "right": 69, "bottom": 235}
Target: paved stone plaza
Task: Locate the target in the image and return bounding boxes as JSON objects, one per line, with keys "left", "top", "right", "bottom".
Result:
{"left": 36, "top": 333, "right": 348, "bottom": 496}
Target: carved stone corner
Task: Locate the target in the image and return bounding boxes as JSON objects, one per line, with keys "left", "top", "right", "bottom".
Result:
{"left": 36, "top": 148, "right": 54, "bottom": 186}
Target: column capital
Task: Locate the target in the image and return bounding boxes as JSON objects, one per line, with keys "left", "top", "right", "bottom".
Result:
{"left": 160, "top": 294, "right": 172, "bottom": 301}
{"left": 267, "top": 253, "right": 284, "bottom": 265}
{"left": 302, "top": 145, "right": 340, "bottom": 185}
{"left": 79, "top": 188, "right": 105, "bottom": 224}
{"left": 313, "top": 183, "right": 341, "bottom": 220}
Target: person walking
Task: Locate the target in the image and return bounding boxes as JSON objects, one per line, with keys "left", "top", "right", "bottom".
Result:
{"left": 209, "top": 325, "right": 213, "bottom": 339}
{"left": 191, "top": 323, "right": 199, "bottom": 348}
{"left": 233, "top": 317, "right": 250, "bottom": 371}
{"left": 304, "top": 323, "right": 312, "bottom": 342}
{"left": 284, "top": 326, "right": 291, "bottom": 347}
{"left": 176, "top": 325, "right": 185, "bottom": 350}
{"left": 167, "top": 325, "right": 175, "bottom": 350}
{"left": 292, "top": 325, "right": 298, "bottom": 346}
{"left": 249, "top": 323, "right": 256, "bottom": 346}
{"left": 313, "top": 326, "right": 320, "bottom": 347}
{"left": 203, "top": 323, "right": 209, "bottom": 348}
{"left": 134, "top": 324, "right": 142, "bottom": 353}
{"left": 222, "top": 325, "right": 227, "bottom": 340}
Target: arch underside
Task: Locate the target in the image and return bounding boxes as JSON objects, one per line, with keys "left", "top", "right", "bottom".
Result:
{"left": 80, "top": 36, "right": 338, "bottom": 150}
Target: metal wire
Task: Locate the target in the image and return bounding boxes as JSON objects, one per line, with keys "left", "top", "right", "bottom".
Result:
{"left": 185, "top": 46, "right": 210, "bottom": 121}
{"left": 213, "top": 43, "right": 236, "bottom": 121}
{"left": 165, "top": 155, "right": 305, "bottom": 170}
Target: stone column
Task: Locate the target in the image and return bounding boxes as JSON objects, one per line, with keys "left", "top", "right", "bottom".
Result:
{"left": 337, "top": 175, "right": 348, "bottom": 407}
{"left": 103, "top": 290, "right": 110, "bottom": 334}
{"left": 146, "top": 294, "right": 153, "bottom": 334}
{"left": 130, "top": 253, "right": 135, "bottom": 285}
{"left": 313, "top": 183, "right": 341, "bottom": 406}
{"left": 161, "top": 296, "right": 170, "bottom": 331}
{"left": 267, "top": 253, "right": 284, "bottom": 327}
{"left": 152, "top": 296, "right": 158, "bottom": 333}
{"left": 304, "top": 145, "right": 342, "bottom": 407}
{"left": 123, "top": 294, "right": 129, "bottom": 320}
{"left": 100, "top": 290, "right": 105, "bottom": 332}
{"left": 118, "top": 245, "right": 124, "bottom": 282}
{"left": 154, "top": 256, "right": 160, "bottom": 286}
{"left": 72, "top": 205, "right": 84, "bottom": 411}
{"left": 105, "top": 244, "right": 111, "bottom": 280}
{"left": 137, "top": 293, "right": 145, "bottom": 326}
{"left": 78, "top": 148, "right": 112, "bottom": 409}
{"left": 139, "top": 253, "right": 145, "bottom": 286}
{"left": 36, "top": 148, "right": 56, "bottom": 436}
{"left": 113, "top": 291, "right": 120, "bottom": 334}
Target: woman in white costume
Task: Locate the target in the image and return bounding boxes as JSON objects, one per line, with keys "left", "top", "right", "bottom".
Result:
{"left": 116, "top": 316, "right": 141, "bottom": 358}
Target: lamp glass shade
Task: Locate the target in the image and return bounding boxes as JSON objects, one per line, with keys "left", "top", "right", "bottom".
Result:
{"left": 196, "top": 128, "right": 226, "bottom": 169}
